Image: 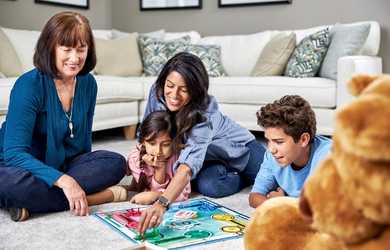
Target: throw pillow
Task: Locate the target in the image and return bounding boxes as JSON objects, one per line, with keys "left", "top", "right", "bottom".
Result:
{"left": 251, "top": 33, "right": 296, "bottom": 76}
{"left": 285, "top": 28, "right": 330, "bottom": 78}
{"left": 94, "top": 33, "right": 143, "bottom": 77}
{"left": 170, "top": 44, "right": 227, "bottom": 77}
{"left": 0, "top": 28, "right": 23, "bottom": 77}
{"left": 139, "top": 36, "right": 190, "bottom": 76}
{"left": 319, "top": 23, "right": 370, "bottom": 80}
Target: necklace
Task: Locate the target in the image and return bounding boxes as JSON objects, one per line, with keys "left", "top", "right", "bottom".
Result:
{"left": 57, "top": 78, "right": 76, "bottom": 139}
{"left": 64, "top": 98, "right": 74, "bottom": 138}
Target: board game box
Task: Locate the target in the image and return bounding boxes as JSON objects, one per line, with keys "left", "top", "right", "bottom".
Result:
{"left": 95, "top": 198, "right": 249, "bottom": 249}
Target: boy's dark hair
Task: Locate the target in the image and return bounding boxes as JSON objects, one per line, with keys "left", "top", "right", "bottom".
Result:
{"left": 34, "top": 11, "right": 96, "bottom": 78}
{"left": 256, "top": 95, "right": 316, "bottom": 143}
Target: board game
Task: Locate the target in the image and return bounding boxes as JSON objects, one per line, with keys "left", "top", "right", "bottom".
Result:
{"left": 95, "top": 198, "right": 249, "bottom": 249}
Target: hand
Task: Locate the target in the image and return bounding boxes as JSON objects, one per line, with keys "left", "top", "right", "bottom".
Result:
{"left": 137, "top": 202, "right": 167, "bottom": 236}
{"left": 266, "top": 187, "right": 285, "bottom": 199}
{"left": 54, "top": 174, "right": 89, "bottom": 216}
{"left": 130, "top": 191, "right": 160, "bottom": 205}
{"left": 142, "top": 154, "right": 168, "bottom": 169}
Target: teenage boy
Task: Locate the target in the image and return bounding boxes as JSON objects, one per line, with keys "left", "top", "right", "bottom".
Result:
{"left": 249, "top": 95, "right": 332, "bottom": 208}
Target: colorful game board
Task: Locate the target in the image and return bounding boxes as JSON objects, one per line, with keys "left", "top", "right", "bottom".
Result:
{"left": 95, "top": 198, "right": 249, "bottom": 250}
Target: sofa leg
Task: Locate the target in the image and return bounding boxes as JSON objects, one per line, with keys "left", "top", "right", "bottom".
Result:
{"left": 123, "top": 125, "right": 137, "bottom": 140}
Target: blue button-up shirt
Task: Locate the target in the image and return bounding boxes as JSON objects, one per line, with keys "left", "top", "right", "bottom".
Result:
{"left": 143, "top": 84, "right": 255, "bottom": 179}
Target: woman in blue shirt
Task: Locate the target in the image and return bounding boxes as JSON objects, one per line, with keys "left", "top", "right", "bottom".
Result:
{"left": 137, "top": 52, "right": 265, "bottom": 235}
{"left": 0, "top": 12, "right": 126, "bottom": 221}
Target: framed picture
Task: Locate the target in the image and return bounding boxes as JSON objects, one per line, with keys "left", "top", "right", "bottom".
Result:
{"left": 140, "top": 0, "right": 202, "bottom": 11}
{"left": 219, "top": 0, "right": 291, "bottom": 8}
{"left": 35, "top": 0, "right": 89, "bottom": 9}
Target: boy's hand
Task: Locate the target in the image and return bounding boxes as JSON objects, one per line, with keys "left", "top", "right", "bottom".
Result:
{"left": 266, "top": 187, "right": 285, "bottom": 199}
{"left": 130, "top": 191, "right": 161, "bottom": 205}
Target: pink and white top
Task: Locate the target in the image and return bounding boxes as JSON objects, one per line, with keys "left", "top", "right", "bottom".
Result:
{"left": 126, "top": 145, "right": 191, "bottom": 202}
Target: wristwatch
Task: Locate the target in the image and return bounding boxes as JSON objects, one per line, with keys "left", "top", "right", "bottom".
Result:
{"left": 156, "top": 195, "right": 170, "bottom": 209}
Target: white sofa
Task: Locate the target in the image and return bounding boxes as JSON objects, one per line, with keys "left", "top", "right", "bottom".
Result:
{"left": 0, "top": 21, "right": 382, "bottom": 137}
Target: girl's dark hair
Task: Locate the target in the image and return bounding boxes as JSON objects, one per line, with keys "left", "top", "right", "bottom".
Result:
{"left": 256, "top": 95, "right": 317, "bottom": 143}
{"left": 135, "top": 111, "right": 177, "bottom": 192}
{"left": 34, "top": 11, "right": 96, "bottom": 78}
{"left": 155, "top": 52, "right": 210, "bottom": 146}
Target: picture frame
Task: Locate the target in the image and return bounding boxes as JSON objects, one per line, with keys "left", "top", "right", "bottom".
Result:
{"left": 140, "top": 0, "right": 202, "bottom": 11}
{"left": 35, "top": 0, "right": 89, "bottom": 9}
{"left": 219, "top": 0, "right": 292, "bottom": 8}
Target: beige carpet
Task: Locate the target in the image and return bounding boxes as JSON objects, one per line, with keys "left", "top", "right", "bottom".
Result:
{"left": 0, "top": 129, "right": 255, "bottom": 250}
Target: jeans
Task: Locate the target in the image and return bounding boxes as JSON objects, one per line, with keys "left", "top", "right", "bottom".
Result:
{"left": 194, "top": 140, "right": 265, "bottom": 198}
{"left": 0, "top": 150, "right": 126, "bottom": 213}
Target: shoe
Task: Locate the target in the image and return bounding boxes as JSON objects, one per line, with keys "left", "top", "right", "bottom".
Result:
{"left": 107, "top": 185, "right": 128, "bottom": 202}
{"left": 9, "top": 208, "right": 29, "bottom": 222}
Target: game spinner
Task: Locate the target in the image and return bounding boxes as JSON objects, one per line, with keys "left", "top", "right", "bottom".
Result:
{"left": 95, "top": 198, "right": 249, "bottom": 249}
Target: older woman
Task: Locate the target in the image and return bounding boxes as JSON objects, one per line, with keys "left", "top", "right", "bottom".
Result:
{"left": 0, "top": 12, "right": 126, "bottom": 222}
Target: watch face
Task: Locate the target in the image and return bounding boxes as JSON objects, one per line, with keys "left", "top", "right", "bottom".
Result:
{"left": 158, "top": 196, "right": 170, "bottom": 207}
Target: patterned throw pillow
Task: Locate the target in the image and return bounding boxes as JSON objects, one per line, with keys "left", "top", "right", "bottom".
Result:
{"left": 170, "top": 44, "right": 227, "bottom": 77}
{"left": 285, "top": 28, "right": 330, "bottom": 78}
{"left": 138, "top": 36, "right": 190, "bottom": 76}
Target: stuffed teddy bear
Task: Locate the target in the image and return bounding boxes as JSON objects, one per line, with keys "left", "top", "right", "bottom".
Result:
{"left": 244, "top": 74, "right": 390, "bottom": 250}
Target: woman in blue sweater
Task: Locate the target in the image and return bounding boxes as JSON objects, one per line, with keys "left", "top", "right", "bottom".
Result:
{"left": 0, "top": 12, "right": 126, "bottom": 221}
{"left": 137, "top": 52, "right": 266, "bottom": 235}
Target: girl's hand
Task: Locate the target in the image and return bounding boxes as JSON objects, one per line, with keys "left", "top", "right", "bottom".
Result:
{"left": 142, "top": 154, "right": 168, "bottom": 169}
{"left": 130, "top": 191, "right": 161, "bottom": 205}
{"left": 54, "top": 174, "right": 89, "bottom": 216}
{"left": 266, "top": 187, "right": 285, "bottom": 199}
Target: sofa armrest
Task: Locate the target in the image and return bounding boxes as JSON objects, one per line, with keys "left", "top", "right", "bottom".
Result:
{"left": 337, "top": 55, "right": 382, "bottom": 107}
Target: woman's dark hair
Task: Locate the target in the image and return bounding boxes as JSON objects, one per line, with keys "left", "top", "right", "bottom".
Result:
{"left": 134, "top": 111, "right": 177, "bottom": 192}
{"left": 256, "top": 95, "right": 317, "bottom": 143}
{"left": 33, "top": 11, "right": 96, "bottom": 78}
{"left": 155, "top": 52, "right": 210, "bottom": 146}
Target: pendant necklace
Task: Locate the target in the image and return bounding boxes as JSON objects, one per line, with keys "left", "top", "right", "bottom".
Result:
{"left": 64, "top": 98, "right": 74, "bottom": 139}
{"left": 61, "top": 78, "right": 76, "bottom": 139}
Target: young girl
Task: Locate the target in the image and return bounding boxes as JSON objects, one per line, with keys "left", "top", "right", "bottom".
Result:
{"left": 126, "top": 110, "right": 190, "bottom": 205}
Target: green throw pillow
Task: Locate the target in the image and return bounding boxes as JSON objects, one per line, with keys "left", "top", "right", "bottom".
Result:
{"left": 319, "top": 23, "right": 370, "bottom": 80}
{"left": 285, "top": 28, "right": 330, "bottom": 78}
{"left": 170, "top": 44, "right": 227, "bottom": 77}
{"left": 138, "top": 36, "right": 190, "bottom": 76}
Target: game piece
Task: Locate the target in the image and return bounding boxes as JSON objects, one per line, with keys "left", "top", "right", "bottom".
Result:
{"left": 95, "top": 198, "right": 249, "bottom": 249}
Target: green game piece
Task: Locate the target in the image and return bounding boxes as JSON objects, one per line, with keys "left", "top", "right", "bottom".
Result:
{"left": 135, "top": 228, "right": 160, "bottom": 241}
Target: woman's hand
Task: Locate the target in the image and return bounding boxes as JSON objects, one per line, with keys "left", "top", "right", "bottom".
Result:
{"left": 130, "top": 191, "right": 160, "bottom": 205}
{"left": 54, "top": 174, "right": 89, "bottom": 216}
{"left": 137, "top": 202, "right": 167, "bottom": 236}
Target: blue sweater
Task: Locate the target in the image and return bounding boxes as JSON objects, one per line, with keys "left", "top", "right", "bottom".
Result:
{"left": 143, "top": 83, "right": 255, "bottom": 179}
{"left": 0, "top": 69, "right": 97, "bottom": 186}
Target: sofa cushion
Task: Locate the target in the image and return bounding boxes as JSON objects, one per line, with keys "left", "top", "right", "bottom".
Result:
{"left": 165, "top": 31, "right": 201, "bottom": 43}
{"left": 93, "top": 76, "right": 144, "bottom": 104}
{"left": 251, "top": 33, "right": 296, "bottom": 76}
{"left": 319, "top": 23, "right": 370, "bottom": 80}
{"left": 208, "top": 76, "right": 336, "bottom": 108}
{"left": 285, "top": 28, "right": 330, "bottom": 78}
{"left": 112, "top": 29, "right": 165, "bottom": 40}
{"left": 199, "top": 31, "right": 277, "bottom": 76}
{"left": 139, "top": 36, "right": 191, "bottom": 76}
{"left": 0, "top": 77, "right": 17, "bottom": 115}
{"left": 1, "top": 27, "right": 40, "bottom": 72}
{"left": 92, "top": 29, "right": 113, "bottom": 40}
{"left": 171, "top": 43, "right": 226, "bottom": 77}
{"left": 94, "top": 34, "right": 143, "bottom": 77}
{"left": 0, "top": 28, "right": 23, "bottom": 77}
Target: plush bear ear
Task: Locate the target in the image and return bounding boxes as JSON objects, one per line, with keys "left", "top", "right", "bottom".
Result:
{"left": 348, "top": 74, "right": 379, "bottom": 96}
